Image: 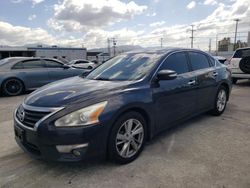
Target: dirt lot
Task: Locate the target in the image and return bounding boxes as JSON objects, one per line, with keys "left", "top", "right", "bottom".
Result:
{"left": 0, "top": 81, "right": 249, "bottom": 188}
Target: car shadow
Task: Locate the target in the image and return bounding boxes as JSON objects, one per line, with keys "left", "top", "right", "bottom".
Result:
{"left": 235, "top": 80, "right": 250, "bottom": 87}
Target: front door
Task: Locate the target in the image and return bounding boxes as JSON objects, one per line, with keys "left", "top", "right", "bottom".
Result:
{"left": 152, "top": 52, "right": 198, "bottom": 130}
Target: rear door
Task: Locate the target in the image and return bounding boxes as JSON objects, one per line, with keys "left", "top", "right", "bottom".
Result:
{"left": 187, "top": 52, "right": 217, "bottom": 111}
{"left": 14, "top": 59, "right": 50, "bottom": 89}
{"left": 152, "top": 52, "right": 197, "bottom": 130}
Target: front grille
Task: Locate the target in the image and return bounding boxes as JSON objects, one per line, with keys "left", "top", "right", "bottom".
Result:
{"left": 16, "top": 106, "right": 51, "bottom": 129}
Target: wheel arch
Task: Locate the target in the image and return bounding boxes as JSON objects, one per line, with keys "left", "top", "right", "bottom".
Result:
{"left": 110, "top": 105, "right": 154, "bottom": 142}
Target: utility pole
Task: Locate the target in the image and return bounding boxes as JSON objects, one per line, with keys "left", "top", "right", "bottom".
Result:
{"left": 215, "top": 34, "right": 218, "bottom": 55}
{"left": 160, "top": 38, "right": 163, "bottom": 48}
{"left": 209, "top": 38, "right": 211, "bottom": 53}
{"left": 234, "top": 18, "right": 240, "bottom": 50}
{"left": 107, "top": 38, "right": 111, "bottom": 57}
{"left": 189, "top": 25, "right": 196, "bottom": 48}
{"left": 111, "top": 38, "right": 117, "bottom": 56}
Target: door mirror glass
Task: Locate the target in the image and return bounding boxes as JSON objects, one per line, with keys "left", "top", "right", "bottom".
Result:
{"left": 157, "top": 70, "right": 177, "bottom": 80}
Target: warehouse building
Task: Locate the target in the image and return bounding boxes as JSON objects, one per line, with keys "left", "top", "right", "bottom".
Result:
{"left": 0, "top": 46, "right": 87, "bottom": 62}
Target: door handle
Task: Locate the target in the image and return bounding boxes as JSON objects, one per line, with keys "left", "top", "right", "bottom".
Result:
{"left": 188, "top": 80, "right": 196, "bottom": 85}
{"left": 213, "top": 72, "right": 218, "bottom": 77}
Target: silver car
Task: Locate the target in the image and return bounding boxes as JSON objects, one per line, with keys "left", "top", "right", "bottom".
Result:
{"left": 0, "top": 57, "right": 87, "bottom": 96}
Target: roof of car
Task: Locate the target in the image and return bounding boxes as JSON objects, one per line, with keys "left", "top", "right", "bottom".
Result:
{"left": 125, "top": 47, "right": 205, "bottom": 55}
{"left": 0, "top": 57, "right": 63, "bottom": 69}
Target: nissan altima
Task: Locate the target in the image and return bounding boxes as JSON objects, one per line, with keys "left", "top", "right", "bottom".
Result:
{"left": 14, "top": 48, "right": 232, "bottom": 164}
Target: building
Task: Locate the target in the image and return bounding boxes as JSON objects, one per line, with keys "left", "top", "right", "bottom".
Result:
{"left": 218, "top": 38, "right": 234, "bottom": 52}
{"left": 0, "top": 46, "right": 35, "bottom": 59}
{"left": 0, "top": 46, "right": 87, "bottom": 61}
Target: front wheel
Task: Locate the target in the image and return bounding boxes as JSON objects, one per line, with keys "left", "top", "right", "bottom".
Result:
{"left": 108, "top": 111, "right": 146, "bottom": 164}
{"left": 210, "top": 86, "right": 228, "bottom": 116}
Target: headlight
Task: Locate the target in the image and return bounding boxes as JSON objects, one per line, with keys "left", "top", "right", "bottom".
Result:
{"left": 55, "top": 101, "right": 108, "bottom": 127}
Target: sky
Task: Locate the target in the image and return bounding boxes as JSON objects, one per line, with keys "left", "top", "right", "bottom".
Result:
{"left": 0, "top": 0, "right": 249, "bottom": 50}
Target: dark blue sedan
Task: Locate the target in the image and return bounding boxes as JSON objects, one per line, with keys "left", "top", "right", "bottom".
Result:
{"left": 14, "top": 48, "right": 232, "bottom": 164}
{"left": 0, "top": 57, "right": 87, "bottom": 96}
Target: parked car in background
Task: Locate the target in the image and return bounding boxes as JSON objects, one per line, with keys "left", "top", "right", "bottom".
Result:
{"left": 0, "top": 57, "right": 88, "bottom": 96}
{"left": 213, "top": 56, "right": 229, "bottom": 64}
{"left": 13, "top": 48, "right": 232, "bottom": 164}
{"left": 227, "top": 47, "right": 250, "bottom": 84}
{"left": 68, "top": 59, "right": 97, "bottom": 70}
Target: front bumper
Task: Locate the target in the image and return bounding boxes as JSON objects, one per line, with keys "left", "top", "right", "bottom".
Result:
{"left": 14, "top": 118, "right": 109, "bottom": 162}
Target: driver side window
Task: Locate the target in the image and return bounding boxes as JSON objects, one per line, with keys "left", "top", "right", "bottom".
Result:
{"left": 159, "top": 52, "right": 190, "bottom": 74}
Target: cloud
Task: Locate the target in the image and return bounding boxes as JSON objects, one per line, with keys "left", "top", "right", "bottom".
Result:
{"left": 150, "top": 21, "right": 165, "bottom": 27}
{"left": 49, "top": 0, "right": 147, "bottom": 32}
{"left": 1, "top": 0, "right": 250, "bottom": 51}
{"left": 11, "top": 0, "right": 22, "bottom": 3}
{"left": 31, "top": 0, "right": 44, "bottom": 5}
{"left": 28, "top": 14, "right": 36, "bottom": 21}
{"left": 146, "top": 12, "right": 157, "bottom": 17}
{"left": 204, "top": 0, "right": 217, "bottom": 5}
{"left": 187, "top": 1, "right": 196, "bottom": 9}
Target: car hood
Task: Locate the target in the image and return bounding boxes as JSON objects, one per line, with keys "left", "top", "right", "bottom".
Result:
{"left": 24, "top": 76, "right": 133, "bottom": 107}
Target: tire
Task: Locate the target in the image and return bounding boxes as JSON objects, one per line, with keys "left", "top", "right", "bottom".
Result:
{"left": 232, "top": 78, "right": 238, "bottom": 84}
{"left": 2, "top": 78, "right": 24, "bottom": 96}
{"left": 210, "top": 86, "right": 228, "bottom": 116}
{"left": 108, "top": 111, "right": 147, "bottom": 164}
{"left": 239, "top": 57, "right": 250, "bottom": 74}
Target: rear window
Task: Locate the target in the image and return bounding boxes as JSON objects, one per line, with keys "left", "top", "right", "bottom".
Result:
{"left": 189, "top": 52, "right": 210, "bottom": 71}
{"left": 233, "top": 49, "right": 250, "bottom": 58}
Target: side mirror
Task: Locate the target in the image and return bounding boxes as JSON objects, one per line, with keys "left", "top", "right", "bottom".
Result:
{"left": 62, "top": 64, "right": 70, "bottom": 69}
{"left": 81, "top": 71, "right": 90, "bottom": 77}
{"left": 157, "top": 70, "right": 177, "bottom": 80}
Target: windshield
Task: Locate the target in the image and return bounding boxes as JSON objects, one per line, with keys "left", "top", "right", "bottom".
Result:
{"left": 86, "top": 53, "right": 162, "bottom": 81}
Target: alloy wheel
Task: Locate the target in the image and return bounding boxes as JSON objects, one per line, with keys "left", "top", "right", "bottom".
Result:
{"left": 217, "top": 89, "right": 227, "bottom": 112}
{"left": 4, "top": 79, "right": 23, "bottom": 96}
{"left": 115, "top": 118, "right": 144, "bottom": 158}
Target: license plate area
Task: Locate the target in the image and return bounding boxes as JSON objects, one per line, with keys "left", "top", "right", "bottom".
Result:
{"left": 15, "top": 126, "right": 25, "bottom": 142}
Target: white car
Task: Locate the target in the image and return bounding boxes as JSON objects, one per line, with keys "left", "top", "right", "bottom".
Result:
{"left": 227, "top": 47, "right": 250, "bottom": 84}
{"left": 68, "top": 59, "right": 97, "bottom": 70}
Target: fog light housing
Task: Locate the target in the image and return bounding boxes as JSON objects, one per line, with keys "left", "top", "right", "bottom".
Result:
{"left": 72, "top": 149, "right": 81, "bottom": 157}
{"left": 56, "top": 143, "right": 89, "bottom": 153}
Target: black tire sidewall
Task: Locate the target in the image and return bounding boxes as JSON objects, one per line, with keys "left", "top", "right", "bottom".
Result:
{"left": 108, "top": 111, "right": 147, "bottom": 164}
{"left": 2, "top": 78, "right": 23, "bottom": 96}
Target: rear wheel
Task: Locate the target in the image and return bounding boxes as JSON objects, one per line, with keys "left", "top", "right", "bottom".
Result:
{"left": 210, "top": 86, "right": 228, "bottom": 116}
{"left": 108, "top": 111, "right": 146, "bottom": 164}
{"left": 2, "top": 78, "right": 24, "bottom": 96}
